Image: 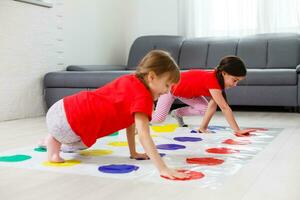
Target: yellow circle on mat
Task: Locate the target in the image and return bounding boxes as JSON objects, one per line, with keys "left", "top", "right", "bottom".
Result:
{"left": 108, "top": 141, "right": 128, "bottom": 147}
{"left": 80, "top": 149, "right": 113, "bottom": 156}
{"left": 151, "top": 134, "right": 158, "bottom": 138}
{"left": 151, "top": 124, "right": 178, "bottom": 132}
{"left": 42, "top": 159, "right": 81, "bottom": 167}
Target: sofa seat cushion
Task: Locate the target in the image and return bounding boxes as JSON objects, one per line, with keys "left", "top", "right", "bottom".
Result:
{"left": 44, "top": 71, "right": 133, "bottom": 88}
{"left": 238, "top": 69, "right": 297, "bottom": 86}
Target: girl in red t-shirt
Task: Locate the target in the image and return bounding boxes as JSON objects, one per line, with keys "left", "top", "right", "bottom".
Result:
{"left": 44, "top": 50, "right": 190, "bottom": 180}
{"left": 152, "top": 56, "right": 250, "bottom": 134}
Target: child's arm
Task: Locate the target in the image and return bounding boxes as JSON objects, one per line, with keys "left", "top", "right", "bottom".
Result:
{"left": 209, "top": 89, "right": 241, "bottom": 132}
{"left": 198, "top": 98, "right": 218, "bottom": 133}
{"left": 126, "top": 124, "right": 149, "bottom": 160}
{"left": 134, "top": 112, "right": 190, "bottom": 179}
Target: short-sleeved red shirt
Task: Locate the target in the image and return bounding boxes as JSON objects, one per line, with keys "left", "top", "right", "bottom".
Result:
{"left": 63, "top": 74, "right": 153, "bottom": 147}
{"left": 171, "top": 70, "right": 222, "bottom": 98}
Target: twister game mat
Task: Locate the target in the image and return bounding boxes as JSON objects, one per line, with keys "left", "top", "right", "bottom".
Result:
{"left": 0, "top": 124, "right": 282, "bottom": 188}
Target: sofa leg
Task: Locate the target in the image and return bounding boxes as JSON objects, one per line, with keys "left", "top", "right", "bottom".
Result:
{"left": 294, "top": 106, "right": 300, "bottom": 113}
{"left": 289, "top": 107, "right": 299, "bottom": 112}
{"left": 291, "top": 106, "right": 300, "bottom": 113}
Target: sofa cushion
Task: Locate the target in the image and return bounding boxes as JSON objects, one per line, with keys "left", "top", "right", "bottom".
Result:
{"left": 237, "top": 36, "right": 268, "bottom": 69}
{"left": 179, "top": 38, "right": 209, "bottom": 69}
{"left": 238, "top": 69, "right": 297, "bottom": 86}
{"left": 126, "top": 35, "right": 184, "bottom": 70}
{"left": 226, "top": 85, "right": 297, "bottom": 106}
{"left": 206, "top": 38, "right": 239, "bottom": 69}
{"left": 267, "top": 34, "right": 300, "bottom": 69}
{"left": 179, "top": 37, "right": 239, "bottom": 70}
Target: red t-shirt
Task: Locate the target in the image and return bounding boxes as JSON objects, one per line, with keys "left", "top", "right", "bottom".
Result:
{"left": 63, "top": 74, "right": 153, "bottom": 147}
{"left": 171, "top": 70, "right": 222, "bottom": 98}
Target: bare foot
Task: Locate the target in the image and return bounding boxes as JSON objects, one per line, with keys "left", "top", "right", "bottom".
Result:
{"left": 49, "top": 154, "right": 64, "bottom": 163}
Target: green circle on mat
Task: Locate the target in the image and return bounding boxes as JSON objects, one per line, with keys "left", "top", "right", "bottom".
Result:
{"left": 34, "top": 147, "right": 47, "bottom": 152}
{"left": 108, "top": 132, "right": 119, "bottom": 136}
{"left": 0, "top": 155, "right": 32, "bottom": 162}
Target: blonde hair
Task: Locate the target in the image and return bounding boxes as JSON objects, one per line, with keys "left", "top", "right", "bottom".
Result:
{"left": 135, "top": 50, "right": 180, "bottom": 84}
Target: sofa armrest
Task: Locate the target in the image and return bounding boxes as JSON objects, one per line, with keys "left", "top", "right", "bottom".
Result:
{"left": 66, "top": 65, "right": 126, "bottom": 71}
{"left": 44, "top": 71, "right": 131, "bottom": 88}
{"left": 296, "top": 64, "right": 300, "bottom": 73}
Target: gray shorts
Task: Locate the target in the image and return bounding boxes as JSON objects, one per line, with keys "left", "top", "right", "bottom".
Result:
{"left": 46, "top": 99, "right": 81, "bottom": 144}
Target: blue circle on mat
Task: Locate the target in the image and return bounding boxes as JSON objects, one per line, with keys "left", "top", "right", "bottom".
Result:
{"left": 98, "top": 164, "right": 139, "bottom": 174}
{"left": 190, "top": 130, "right": 198, "bottom": 133}
{"left": 156, "top": 144, "right": 186, "bottom": 150}
{"left": 174, "top": 137, "right": 202, "bottom": 142}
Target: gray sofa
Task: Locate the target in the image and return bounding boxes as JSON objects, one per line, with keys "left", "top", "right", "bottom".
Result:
{"left": 44, "top": 33, "right": 300, "bottom": 111}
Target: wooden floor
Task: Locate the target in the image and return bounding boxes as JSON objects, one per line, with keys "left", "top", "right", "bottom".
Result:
{"left": 0, "top": 111, "right": 299, "bottom": 200}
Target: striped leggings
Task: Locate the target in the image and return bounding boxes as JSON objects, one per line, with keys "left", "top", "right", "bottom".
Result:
{"left": 151, "top": 92, "right": 209, "bottom": 123}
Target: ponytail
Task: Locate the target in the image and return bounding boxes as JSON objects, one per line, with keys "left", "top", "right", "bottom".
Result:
{"left": 215, "top": 65, "right": 227, "bottom": 101}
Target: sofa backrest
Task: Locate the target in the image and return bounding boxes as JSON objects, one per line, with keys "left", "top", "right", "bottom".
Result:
{"left": 126, "top": 35, "right": 184, "bottom": 70}
{"left": 179, "top": 33, "right": 300, "bottom": 69}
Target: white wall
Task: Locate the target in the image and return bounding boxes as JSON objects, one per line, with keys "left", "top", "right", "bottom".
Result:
{"left": 63, "top": 0, "right": 180, "bottom": 66}
{"left": 125, "top": 0, "right": 179, "bottom": 60}
{"left": 63, "top": 0, "right": 130, "bottom": 66}
{"left": 129, "top": 0, "right": 179, "bottom": 36}
{"left": 0, "top": 0, "right": 180, "bottom": 121}
{"left": 0, "top": 0, "right": 64, "bottom": 121}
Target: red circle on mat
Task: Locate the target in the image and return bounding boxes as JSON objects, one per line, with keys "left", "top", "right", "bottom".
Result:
{"left": 222, "top": 139, "right": 251, "bottom": 145}
{"left": 161, "top": 170, "right": 204, "bottom": 181}
{"left": 186, "top": 157, "right": 224, "bottom": 166}
{"left": 206, "top": 147, "right": 239, "bottom": 154}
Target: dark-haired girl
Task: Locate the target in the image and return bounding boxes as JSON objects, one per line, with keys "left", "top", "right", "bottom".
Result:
{"left": 152, "top": 55, "right": 250, "bottom": 134}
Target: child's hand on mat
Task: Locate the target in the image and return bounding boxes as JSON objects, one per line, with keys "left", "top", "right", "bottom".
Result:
{"left": 235, "top": 129, "right": 256, "bottom": 135}
{"left": 130, "top": 152, "right": 149, "bottom": 160}
{"left": 197, "top": 127, "right": 211, "bottom": 133}
{"left": 160, "top": 167, "right": 190, "bottom": 180}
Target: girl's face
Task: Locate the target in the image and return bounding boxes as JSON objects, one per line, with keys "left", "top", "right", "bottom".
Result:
{"left": 222, "top": 71, "right": 245, "bottom": 88}
{"left": 146, "top": 72, "right": 173, "bottom": 100}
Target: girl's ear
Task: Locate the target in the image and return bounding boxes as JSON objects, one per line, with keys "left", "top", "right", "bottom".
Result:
{"left": 147, "top": 71, "right": 156, "bottom": 82}
{"left": 221, "top": 71, "right": 227, "bottom": 77}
